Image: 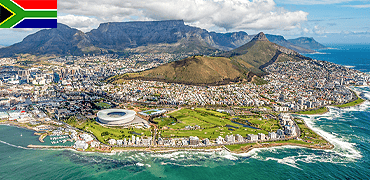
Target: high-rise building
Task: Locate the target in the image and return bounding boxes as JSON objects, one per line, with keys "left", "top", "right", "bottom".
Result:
{"left": 258, "top": 133, "right": 265, "bottom": 140}
{"left": 189, "top": 136, "right": 200, "bottom": 145}
{"left": 268, "top": 132, "right": 277, "bottom": 139}
{"left": 247, "top": 134, "right": 258, "bottom": 141}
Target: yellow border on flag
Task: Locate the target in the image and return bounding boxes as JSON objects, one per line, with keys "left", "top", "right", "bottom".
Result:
{"left": 0, "top": 2, "right": 15, "bottom": 26}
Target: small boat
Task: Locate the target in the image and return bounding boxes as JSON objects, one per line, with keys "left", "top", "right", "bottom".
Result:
{"left": 20, "top": 134, "right": 22, "bottom": 137}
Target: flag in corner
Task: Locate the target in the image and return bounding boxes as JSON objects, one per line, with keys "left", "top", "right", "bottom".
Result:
{"left": 0, "top": 0, "right": 57, "bottom": 28}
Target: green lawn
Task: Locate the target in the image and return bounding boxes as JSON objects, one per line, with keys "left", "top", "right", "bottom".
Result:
{"left": 334, "top": 98, "right": 365, "bottom": 108}
{"left": 161, "top": 108, "right": 270, "bottom": 139}
{"left": 296, "top": 107, "right": 328, "bottom": 115}
{"left": 142, "top": 110, "right": 159, "bottom": 115}
{"left": 294, "top": 119, "right": 329, "bottom": 145}
{"left": 195, "top": 108, "right": 230, "bottom": 117}
{"left": 264, "top": 139, "right": 311, "bottom": 145}
{"left": 65, "top": 118, "right": 151, "bottom": 144}
{"left": 225, "top": 143, "right": 257, "bottom": 151}
{"left": 95, "top": 102, "right": 112, "bottom": 109}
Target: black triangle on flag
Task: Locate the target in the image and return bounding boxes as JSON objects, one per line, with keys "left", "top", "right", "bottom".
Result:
{"left": 0, "top": 5, "right": 13, "bottom": 24}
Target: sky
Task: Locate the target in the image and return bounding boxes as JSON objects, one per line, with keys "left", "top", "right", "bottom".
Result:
{"left": 0, "top": 0, "right": 369, "bottom": 46}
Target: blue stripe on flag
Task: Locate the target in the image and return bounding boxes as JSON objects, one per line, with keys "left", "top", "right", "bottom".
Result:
{"left": 13, "top": 19, "right": 57, "bottom": 28}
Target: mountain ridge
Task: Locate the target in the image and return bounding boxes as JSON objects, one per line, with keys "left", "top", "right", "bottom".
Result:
{"left": 109, "top": 32, "right": 312, "bottom": 86}
{"left": 0, "top": 21, "right": 326, "bottom": 57}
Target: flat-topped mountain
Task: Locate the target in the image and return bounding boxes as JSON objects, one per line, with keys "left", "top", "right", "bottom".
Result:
{"left": 109, "top": 32, "right": 312, "bottom": 86}
{"left": 87, "top": 20, "right": 250, "bottom": 52}
{"left": 0, "top": 21, "right": 253, "bottom": 57}
{"left": 0, "top": 20, "right": 325, "bottom": 57}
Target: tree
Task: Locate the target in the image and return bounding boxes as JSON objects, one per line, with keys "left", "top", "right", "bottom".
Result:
{"left": 101, "top": 131, "right": 109, "bottom": 136}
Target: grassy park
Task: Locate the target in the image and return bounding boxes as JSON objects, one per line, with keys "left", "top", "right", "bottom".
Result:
{"left": 296, "top": 107, "right": 328, "bottom": 115}
{"left": 95, "top": 102, "right": 112, "bottom": 109}
{"left": 65, "top": 117, "right": 151, "bottom": 144}
{"left": 334, "top": 98, "right": 365, "bottom": 108}
{"left": 295, "top": 119, "right": 329, "bottom": 145}
{"left": 62, "top": 107, "right": 330, "bottom": 150}
{"left": 154, "top": 108, "right": 279, "bottom": 140}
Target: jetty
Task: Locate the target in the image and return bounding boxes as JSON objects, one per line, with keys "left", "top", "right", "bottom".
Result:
{"left": 27, "top": 145, "right": 73, "bottom": 149}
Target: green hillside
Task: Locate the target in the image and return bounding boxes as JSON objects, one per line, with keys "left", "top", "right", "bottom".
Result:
{"left": 225, "top": 32, "right": 311, "bottom": 75}
{"left": 110, "top": 32, "right": 311, "bottom": 86}
{"left": 109, "top": 55, "right": 251, "bottom": 85}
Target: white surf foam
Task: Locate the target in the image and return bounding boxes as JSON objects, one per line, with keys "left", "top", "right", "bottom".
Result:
{"left": 265, "top": 157, "right": 302, "bottom": 170}
{"left": 299, "top": 110, "right": 363, "bottom": 160}
{"left": 0, "top": 140, "right": 32, "bottom": 150}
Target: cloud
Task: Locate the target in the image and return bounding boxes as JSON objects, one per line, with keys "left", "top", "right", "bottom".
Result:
{"left": 275, "top": 0, "right": 357, "bottom": 5}
{"left": 57, "top": 0, "right": 308, "bottom": 32}
{"left": 303, "top": 28, "right": 310, "bottom": 33}
{"left": 58, "top": 15, "right": 101, "bottom": 32}
{"left": 343, "top": 4, "right": 370, "bottom": 8}
{"left": 313, "top": 25, "right": 326, "bottom": 34}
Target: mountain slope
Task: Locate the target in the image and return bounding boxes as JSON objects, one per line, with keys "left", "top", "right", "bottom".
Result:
{"left": 109, "top": 55, "right": 248, "bottom": 85}
{"left": 86, "top": 20, "right": 249, "bottom": 53}
{"left": 266, "top": 34, "right": 315, "bottom": 53}
{"left": 0, "top": 21, "right": 326, "bottom": 57}
{"left": 0, "top": 23, "right": 99, "bottom": 57}
{"left": 223, "top": 32, "right": 311, "bottom": 75}
{"left": 0, "top": 21, "right": 250, "bottom": 57}
{"left": 111, "top": 32, "right": 312, "bottom": 85}
{"left": 288, "top": 37, "right": 327, "bottom": 50}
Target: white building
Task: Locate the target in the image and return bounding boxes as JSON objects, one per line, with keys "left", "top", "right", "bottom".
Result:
{"left": 80, "top": 134, "right": 94, "bottom": 142}
{"left": 182, "top": 139, "right": 189, "bottom": 146}
{"left": 235, "top": 134, "right": 244, "bottom": 142}
{"left": 142, "top": 138, "right": 152, "bottom": 146}
{"left": 268, "top": 132, "right": 277, "bottom": 139}
{"left": 135, "top": 137, "right": 141, "bottom": 145}
{"left": 74, "top": 140, "right": 88, "bottom": 150}
{"left": 225, "top": 135, "right": 235, "bottom": 143}
{"left": 203, "top": 138, "right": 211, "bottom": 145}
{"left": 274, "top": 106, "right": 289, "bottom": 112}
{"left": 189, "top": 136, "right": 200, "bottom": 145}
{"left": 108, "top": 139, "right": 117, "bottom": 145}
{"left": 247, "top": 134, "right": 258, "bottom": 141}
{"left": 216, "top": 136, "right": 224, "bottom": 144}
{"left": 90, "top": 141, "right": 100, "bottom": 148}
{"left": 277, "top": 129, "right": 285, "bottom": 138}
{"left": 117, "top": 140, "right": 123, "bottom": 146}
{"left": 284, "top": 126, "right": 296, "bottom": 136}
{"left": 258, "top": 133, "right": 266, "bottom": 140}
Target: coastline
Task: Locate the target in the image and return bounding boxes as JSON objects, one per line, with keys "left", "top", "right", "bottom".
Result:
{"left": 0, "top": 117, "right": 336, "bottom": 155}
{"left": 295, "top": 88, "right": 367, "bottom": 115}
{"left": 3, "top": 90, "right": 367, "bottom": 155}
{"left": 0, "top": 121, "right": 41, "bottom": 133}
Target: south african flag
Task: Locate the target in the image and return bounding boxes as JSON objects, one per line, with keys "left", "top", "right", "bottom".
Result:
{"left": 0, "top": 0, "right": 57, "bottom": 28}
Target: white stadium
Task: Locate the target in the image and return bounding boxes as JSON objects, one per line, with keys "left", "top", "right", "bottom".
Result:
{"left": 96, "top": 109, "right": 136, "bottom": 126}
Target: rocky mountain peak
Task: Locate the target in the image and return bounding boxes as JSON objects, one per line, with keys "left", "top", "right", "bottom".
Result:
{"left": 252, "top": 32, "right": 268, "bottom": 41}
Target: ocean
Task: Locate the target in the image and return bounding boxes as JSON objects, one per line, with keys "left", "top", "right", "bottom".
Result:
{"left": 1, "top": 44, "right": 370, "bottom": 179}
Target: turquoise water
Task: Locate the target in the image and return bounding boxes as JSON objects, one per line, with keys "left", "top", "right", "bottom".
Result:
{"left": 1, "top": 45, "right": 370, "bottom": 179}
{"left": 306, "top": 44, "right": 370, "bottom": 73}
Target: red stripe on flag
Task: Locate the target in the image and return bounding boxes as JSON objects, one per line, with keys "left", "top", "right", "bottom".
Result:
{"left": 12, "top": 0, "right": 57, "bottom": 9}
